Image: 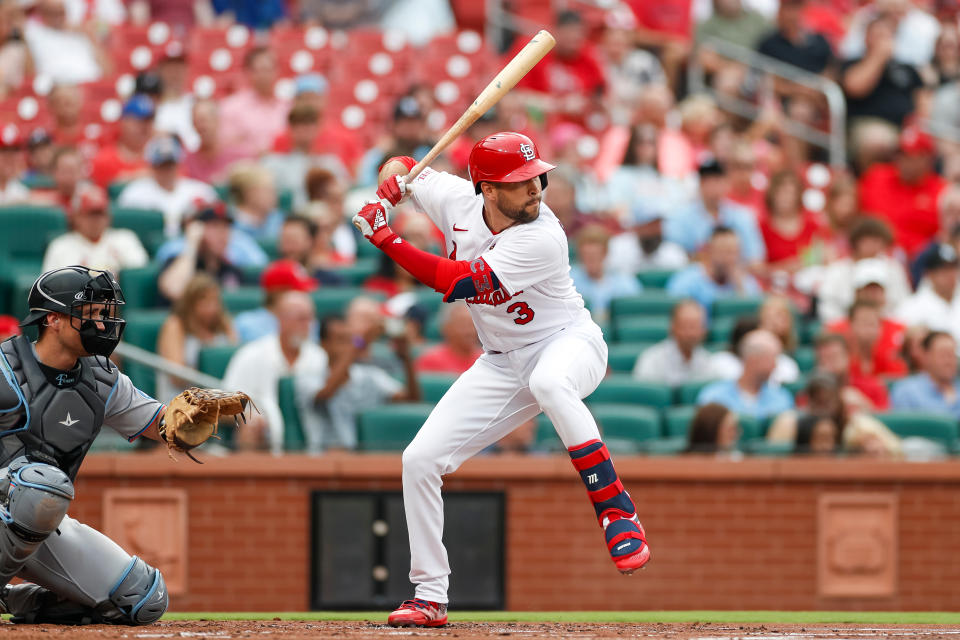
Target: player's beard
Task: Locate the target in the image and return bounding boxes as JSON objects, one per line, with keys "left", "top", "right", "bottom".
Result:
{"left": 497, "top": 193, "right": 540, "bottom": 224}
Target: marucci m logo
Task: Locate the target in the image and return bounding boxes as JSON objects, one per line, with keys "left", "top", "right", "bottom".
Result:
{"left": 519, "top": 143, "right": 535, "bottom": 161}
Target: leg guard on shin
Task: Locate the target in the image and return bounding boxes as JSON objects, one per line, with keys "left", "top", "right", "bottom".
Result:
{"left": 105, "top": 556, "right": 168, "bottom": 625}
{"left": 569, "top": 440, "right": 650, "bottom": 573}
{"left": 0, "top": 458, "right": 74, "bottom": 586}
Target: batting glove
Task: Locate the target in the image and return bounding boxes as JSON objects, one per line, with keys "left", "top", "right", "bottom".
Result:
{"left": 376, "top": 174, "right": 407, "bottom": 206}
{"left": 353, "top": 201, "right": 396, "bottom": 248}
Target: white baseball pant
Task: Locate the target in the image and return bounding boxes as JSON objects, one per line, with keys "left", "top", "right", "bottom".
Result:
{"left": 402, "top": 318, "right": 607, "bottom": 603}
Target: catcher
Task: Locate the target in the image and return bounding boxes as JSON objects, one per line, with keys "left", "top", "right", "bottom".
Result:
{"left": 0, "top": 266, "right": 252, "bottom": 625}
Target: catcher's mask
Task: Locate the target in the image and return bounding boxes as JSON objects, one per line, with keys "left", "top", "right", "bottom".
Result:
{"left": 21, "top": 266, "right": 126, "bottom": 358}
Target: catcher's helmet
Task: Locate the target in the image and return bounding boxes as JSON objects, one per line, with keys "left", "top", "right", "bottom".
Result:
{"left": 21, "top": 266, "right": 126, "bottom": 357}
{"left": 467, "top": 132, "right": 556, "bottom": 195}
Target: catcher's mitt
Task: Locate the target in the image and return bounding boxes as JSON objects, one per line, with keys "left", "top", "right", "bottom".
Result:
{"left": 161, "top": 387, "right": 258, "bottom": 462}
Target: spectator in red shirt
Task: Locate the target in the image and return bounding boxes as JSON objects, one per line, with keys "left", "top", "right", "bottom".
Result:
{"left": 814, "top": 332, "right": 889, "bottom": 412}
{"left": 834, "top": 300, "right": 908, "bottom": 381}
{"left": 270, "top": 74, "right": 363, "bottom": 178}
{"left": 514, "top": 10, "right": 606, "bottom": 125}
{"left": 182, "top": 98, "right": 246, "bottom": 185}
{"left": 858, "top": 125, "right": 947, "bottom": 257}
{"left": 88, "top": 94, "right": 154, "bottom": 188}
{"left": 761, "top": 170, "right": 824, "bottom": 270}
{"left": 46, "top": 84, "right": 84, "bottom": 148}
{"left": 414, "top": 303, "right": 483, "bottom": 376}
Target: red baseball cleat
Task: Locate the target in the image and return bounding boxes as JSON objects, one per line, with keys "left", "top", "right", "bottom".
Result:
{"left": 604, "top": 512, "right": 651, "bottom": 575}
{"left": 387, "top": 599, "right": 448, "bottom": 627}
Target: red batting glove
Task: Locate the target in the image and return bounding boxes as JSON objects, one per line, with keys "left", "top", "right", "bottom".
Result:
{"left": 376, "top": 174, "right": 406, "bottom": 206}
{"left": 352, "top": 201, "right": 396, "bottom": 248}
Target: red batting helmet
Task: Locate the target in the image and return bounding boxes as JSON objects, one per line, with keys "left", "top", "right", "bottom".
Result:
{"left": 468, "top": 132, "right": 556, "bottom": 195}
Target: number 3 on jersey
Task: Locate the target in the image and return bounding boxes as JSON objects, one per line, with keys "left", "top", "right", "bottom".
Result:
{"left": 507, "top": 301, "right": 535, "bottom": 325}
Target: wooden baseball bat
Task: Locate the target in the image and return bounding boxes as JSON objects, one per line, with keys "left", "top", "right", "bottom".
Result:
{"left": 404, "top": 29, "right": 556, "bottom": 185}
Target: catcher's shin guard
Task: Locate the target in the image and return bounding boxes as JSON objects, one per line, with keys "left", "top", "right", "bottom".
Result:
{"left": 568, "top": 440, "right": 650, "bottom": 574}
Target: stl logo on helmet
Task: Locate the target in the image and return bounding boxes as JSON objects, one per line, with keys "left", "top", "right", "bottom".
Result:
{"left": 519, "top": 143, "right": 535, "bottom": 161}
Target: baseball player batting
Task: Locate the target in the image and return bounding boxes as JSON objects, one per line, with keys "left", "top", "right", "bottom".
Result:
{"left": 0, "top": 266, "right": 248, "bottom": 625}
{"left": 355, "top": 132, "right": 651, "bottom": 628}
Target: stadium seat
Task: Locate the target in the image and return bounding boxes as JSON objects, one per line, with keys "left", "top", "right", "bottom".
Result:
{"left": 111, "top": 207, "right": 166, "bottom": 256}
{"left": 357, "top": 403, "right": 432, "bottom": 451}
{"left": 708, "top": 316, "right": 737, "bottom": 345}
{"left": 589, "top": 375, "right": 672, "bottom": 408}
{"left": 197, "top": 344, "right": 240, "bottom": 380}
{"left": 607, "top": 342, "right": 653, "bottom": 373}
{"left": 712, "top": 297, "right": 765, "bottom": 320}
{"left": 419, "top": 374, "right": 457, "bottom": 403}
{"left": 278, "top": 376, "right": 305, "bottom": 451}
{"left": 119, "top": 309, "right": 169, "bottom": 397}
{"left": 746, "top": 440, "right": 795, "bottom": 456}
{"left": 120, "top": 265, "right": 162, "bottom": 310}
{"left": 610, "top": 292, "right": 681, "bottom": 319}
{"left": 635, "top": 269, "right": 676, "bottom": 290}
{"left": 222, "top": 287, "right": 264, "bottom": 314}
{"left": 794, "top": 346, "right": 815, "bottom": 373}
{"left": 590, "top": 403, "right": 660, "bottom": 454}
{"left": 311, "top": 288, "right": 383, "bottom": 320}
{"left": 664, "top": 405, "right": 697, "bottom": 438}
{"left": 874, "top": 412, "right": 959, "bottom": 449}
{"left": 0, "top": 205, "right": 66, "bottom": 263}
{"left": 677, "top": 380, "right": 712, "bottom": 405}
{"left": 613, "top": 316, "right": 670, "bottom": 343}
{"left": 107, "top": 182, "right": 128, "bottom": 203}
{"left": 335, "top": 258, "right": 378, "bottom": 286}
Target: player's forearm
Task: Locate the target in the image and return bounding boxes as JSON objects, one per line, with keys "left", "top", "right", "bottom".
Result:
{"left": 380, "top": 236, "right": 500, "bottom": 302}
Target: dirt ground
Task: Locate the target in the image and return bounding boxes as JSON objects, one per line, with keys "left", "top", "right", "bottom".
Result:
{"left": 0, "top": 620, "right": 958, "bottom": 640}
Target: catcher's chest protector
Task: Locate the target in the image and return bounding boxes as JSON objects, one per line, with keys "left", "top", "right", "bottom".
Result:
{"left": 0, "top": 336, "right": 117, "bottom": 480}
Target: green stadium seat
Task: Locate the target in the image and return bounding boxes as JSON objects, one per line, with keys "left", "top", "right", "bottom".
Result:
{"left": 423, "top": 315, "right": 441, "bottom": 341}
{"left": 411, "top": 288, "right": 443, "bottom": 314}
{"left": 213, "top": 183, "right": 229, "bottom": 202}
{"left": 107, "top": 181, "right": 129, "bottom": 202}
{"left": 120, "top": 265, "right": 162, "bottom": 310}
{"left": 197, "top": 344, "right": 240, "bottom": 379}
{"left": 0, "top": 205, "right": 66, "bottom": 262}
{"left": 590, "top": 403, "right": 660, "bottom": 454}
{"left": 607, "top": 342, "right": 653, "bottom": 373}
{"left": 800, "top": 317, "right": 822, "bottom": 346}
{"left": 737, "top": 414, "right": 763, "bottom": 442}
{"left": 278, "top": 189, "right": 294, "bottom": 213}
{"left": 636, "top": 269, "right": 676, "bottom": 290}
{"left": 613, "top": 316, "right": 670, "bottom": 343}
{"left": 241, "top": 264, "right": 265, "bottom": 284}
{"left": 357, "top": 403, "right": 432, "bottom": 451}
{"left": 794, "top": 346, "right": 815, "bottom": 373}
{"left": 311, "top": 288, "right": 383, "bottom": 320}
{"left": 677, "top": 380, "right": 712, "bottom": 405}
{"left": 356, "top": 238, "right": 381, "bottom": 258}
{"left": 533, "top": 414, "right": 564, "bottom": 452}
{"left": 610, "top": 292, "right": 681, "bottom": 320}
{"left": 708, "top": 316, "right": 737, "bottom": 345}
{"left": 712, "top": 297, "right": 765, "bottom": 320}
{"left": 419, "top": 374, "right": 457, "bottom": 403}
{"left": 746, "top": 440, "right": 795, "bottom": 456}
{"left": 257, "top": 236, "right": 279, "bottom": 260}
{"left": 120, "top": 309, "right": 169, "bottom": 397}
{"left": 664, "top": 405, "right": 697, "bottom": 438}
{"left": 21, "top": 174, "right": 54, "bottom": 190}
{"left": 335, "top": 258, "right": 378, "bottom": 286}
{"left": 644, "top": 437, "right": 688, "bottom": 455}
{"left": 589, "top": 374, "right": 672, "bottom": 408}
{"left": 278, "top": 377, "right": 305, "bottom": 451}
{"left": 875, "top": 412, "right": 960, "bottom": 448}
{"left": 3, "top": 265, "right": 42, "bottom": 319}
{"left": 221, "top": 287, "right": 264, "bottom": 314}
{"left": 784, "top": 377, "right": 807, "bottom": 397}
{"left": 111, "top": 207, "right": 165, "bottom": 256}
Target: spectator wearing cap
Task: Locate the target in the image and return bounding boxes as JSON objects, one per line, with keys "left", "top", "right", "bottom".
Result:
{"left": 117, "top": 135, "right": 218, "bottom": 237}
{"left": 858, "top": 126, "right": 947, "bottom": 258}
{"left": 665, "top": 158, "right": 766, "bottom": 267}
{"left": 157, "top": 200, "right": 262, "bottom": 303}
{"left": 569, "top": 224, "right": 642, "bottom": 322}
{"left": 512, "top": 9, "right": 606, "bottom": 126}
{"left": 760, "top": 170, "right": 826, "bottom": 271}
{"left": 270, "top": 74, "right": 364, "bottom": 176}
{"left": 817, "top": 218, "right": 912, "bottom": 323}
{"left": 89, "top": 94, "right": 155, "bottom": 188}
{"left": 46, "top": 84, "right": 84, "bottom": 148}
{"left": 261, "top": 103, "right": 347, "bottom": 210}
{"left": 128, "top": 0, "right": 215, "bottom": 30}
{"left": 414, "top": 302, "right": 483, "bottom": 376}
{"left": 357, "top": 96, "right": 432, "bottom": 187}
{"left": 696, "top": 329, "right": 795, "bottom": 421}
{"left": 0, "top": 127, "right": 28, "bottom": 204}
{"left": 41, "top": 186, "right": 148, "bottom": 274}
{"left": 599, "top": 10, "right": 668, "bottom": 126}
{"left": 156, "top": 272, "right": 236, "bottom": 403}
{"left": 895, "top": 245, "right": 960, "bottom": 343}
{"left": 226, "top": 162, "right": 284, "bottom": 242}
{"left": 606, "top": 205, "right": 689, "bottom": 275}
{"left": 633, "top": 299, "right": 714, "bottom": 386}
{"left": 182, "top": 98, "right": 247, "bottom": 185}
{"left": 153, "top": 42, "right": 199, "bottom": 152}
{"left": 23, "top": 128, "right": 54, "bottom": 183}
{"left": 234, "top": 259, "right": 318, "bottom": 344}
{"left": 756, "top": 0, "right": 834, "bottom": 75}
{"left": 910, "top": 184, "right": 960, "bottom": 285}
{"left": 219, "top": 47, "right": 290, "bottom": 159}
{"left": 666, "top": 226, "right": 762, "bottom": 312}
{"left": 891, "top": 331, "right": 960, "bottom": 419}
{"left": 24, "top": 0, "right": 108, "bottom": 84}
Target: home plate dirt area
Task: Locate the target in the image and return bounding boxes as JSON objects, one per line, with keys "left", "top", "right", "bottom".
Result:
{"left": 1, "top": 620, "right": 959, "bottom": 639}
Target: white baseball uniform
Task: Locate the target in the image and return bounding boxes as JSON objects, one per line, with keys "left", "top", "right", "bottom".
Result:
{"left": 402, "top": 168, "right": 608, "bottom": 603}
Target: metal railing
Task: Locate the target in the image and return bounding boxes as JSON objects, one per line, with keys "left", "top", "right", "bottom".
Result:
{"left": 688, "top": 37, "right": 848, "bottom": 168}
{"left": 113, "top": 342, "right": 223, "bottom": 392}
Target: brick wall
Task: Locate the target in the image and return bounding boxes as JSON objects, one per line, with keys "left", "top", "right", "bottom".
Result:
{"left": 72, "top": 454, "right": 960, "bottom": 612}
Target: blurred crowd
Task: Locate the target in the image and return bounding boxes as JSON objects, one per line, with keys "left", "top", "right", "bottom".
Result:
{"left": 2, "top": 0, "right": 960, "bottom": 459}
